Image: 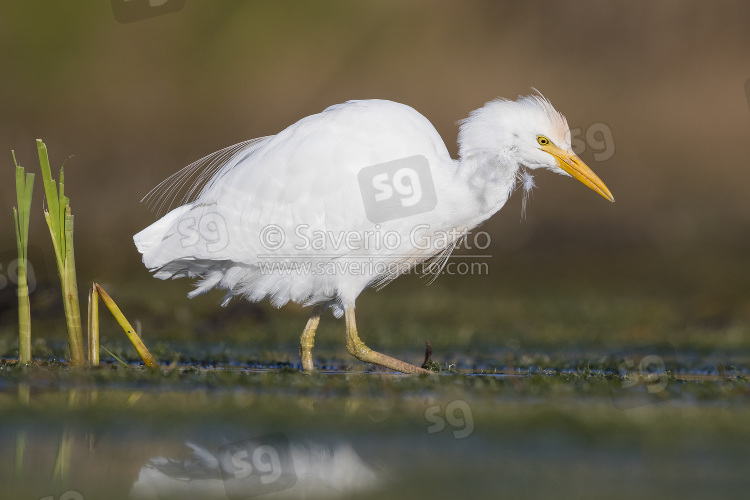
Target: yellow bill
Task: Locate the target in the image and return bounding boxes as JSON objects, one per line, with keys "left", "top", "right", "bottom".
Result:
{"left": 541, "top": 143, "right": 614, "bottom": 202}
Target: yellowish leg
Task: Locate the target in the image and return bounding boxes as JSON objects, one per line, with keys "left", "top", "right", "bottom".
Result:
{"left": 299, "top": 304, "right": 324, "bottom": 372}
{"left": 344, "top": 306, "right": 431, "bottom": 374}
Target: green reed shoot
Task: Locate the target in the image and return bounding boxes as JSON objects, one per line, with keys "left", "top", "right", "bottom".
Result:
{"left": 12, "top": 151, "right": 34, "bottom": 364}
{"left": 37, "top": 139, "right": 85, "bottom": 365}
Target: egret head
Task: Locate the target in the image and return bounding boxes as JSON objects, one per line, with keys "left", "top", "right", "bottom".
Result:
{"left": 458, "top": 92, "right": 614, "bottom": 202}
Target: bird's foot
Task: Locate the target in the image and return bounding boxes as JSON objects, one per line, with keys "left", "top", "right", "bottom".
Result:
{"left": 343, "top": 305, "right": 432, "bottom": 374}
{"left": 346, "top": 338, "right": 431, "bottom": 374}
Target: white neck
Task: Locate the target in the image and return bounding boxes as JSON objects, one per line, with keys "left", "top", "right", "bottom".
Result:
{"left": 438, "top": 149, "right": 519, "bottom": 231}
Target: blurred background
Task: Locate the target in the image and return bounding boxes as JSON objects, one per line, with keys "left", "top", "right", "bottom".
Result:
{"left": 2, "top": 2, "right": 750, "bottom": 499}
{"left": 1, "top": 1, "right": 748, "bottom": 256}
{"left": 2, "top": 0, "right": 750, "bottom": 348}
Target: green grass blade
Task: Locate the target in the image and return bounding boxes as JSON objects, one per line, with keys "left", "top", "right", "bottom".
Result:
{"left": 63, "top": 209, "right": 85, "bottom": 365}
{"left": 44, "top": 211, "right": 64, "bottom": 275}
{"left": 13, "top": 207, "right": 21, "bottom": 253}
{"left": 15, "top": 163, "right": 24, "bottom": 233}
{"left": 58, "top": 169, "right": 66, "bottom": 249}
{"left": 100, "top": 345, "right": 128, "bottom": 367}
{"left": 21, "top": 173, "right": 35, "bottom": 259}
{"left": 37, "top": 139, "right": 62, "bottom": 251}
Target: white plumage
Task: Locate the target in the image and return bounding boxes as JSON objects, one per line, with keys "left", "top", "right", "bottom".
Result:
{"left": 135, "top": 93, "right": 613, "bottom": 373}
{"left": 129, "top": 440, "right": 379, "bottom": 499}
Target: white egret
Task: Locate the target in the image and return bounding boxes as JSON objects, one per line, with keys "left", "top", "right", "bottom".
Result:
{"left": 134, "top": 93, "right": 613, "bottom": 374}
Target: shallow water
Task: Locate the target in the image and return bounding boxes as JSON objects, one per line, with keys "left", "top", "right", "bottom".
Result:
{"left": 2, "top": 357, "right": 749, "bottom": 500}
{"left": 2, "top": 258, "right": 750, "bottom": 499}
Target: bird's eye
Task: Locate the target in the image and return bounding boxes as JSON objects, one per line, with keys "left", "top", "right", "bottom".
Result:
{"left": 537, "top": 136, "right": 550, "bottom": 146}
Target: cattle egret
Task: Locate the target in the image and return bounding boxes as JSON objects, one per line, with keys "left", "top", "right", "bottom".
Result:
{"left": 134, "top": 94, "right": 613, "bottom": 374}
